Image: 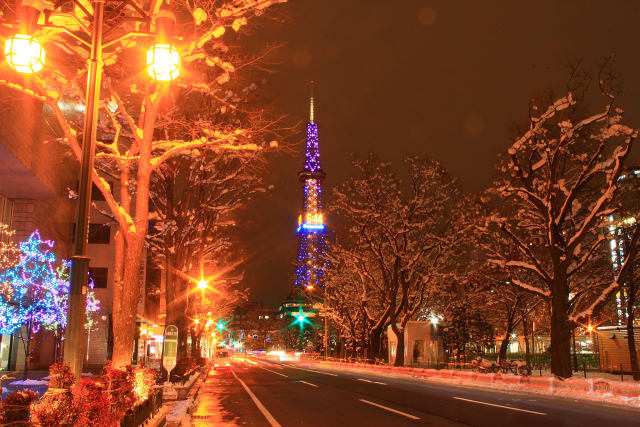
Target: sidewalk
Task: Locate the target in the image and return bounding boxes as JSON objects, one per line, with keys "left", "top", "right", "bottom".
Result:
{"left": 190, "top": 370, "right": 234, "bottom": 426}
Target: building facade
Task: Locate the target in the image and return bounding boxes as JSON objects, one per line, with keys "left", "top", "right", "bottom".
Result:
{"left": 0, "top": 90, "right": 77, "bottom": 371}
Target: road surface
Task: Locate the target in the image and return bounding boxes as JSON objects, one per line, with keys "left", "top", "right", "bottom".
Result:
{"left": 191, "top": 358, "right": 640, "bottom": 426}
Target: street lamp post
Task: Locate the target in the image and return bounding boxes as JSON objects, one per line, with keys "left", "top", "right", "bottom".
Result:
{"left": 5, "top": 0, "right": 181, "bottom": 378}
{"left": 64, "top": 0, "right": 105, "bottom": 379}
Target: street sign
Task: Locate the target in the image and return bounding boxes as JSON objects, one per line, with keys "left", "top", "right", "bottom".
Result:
{"left": 163, "top": 325, "right": 178, "bottom": 376}
{"left": 252, "top": 333, "right": 258, "bottom": 339}
{"left": 240, "top": 330, "right": 245, "bottom": 339}
{"left": 266, "top": 334, "right": 271, "bottom": 343}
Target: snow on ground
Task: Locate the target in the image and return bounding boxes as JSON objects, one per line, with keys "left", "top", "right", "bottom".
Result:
{"left": 8, "top": 379, "right": 48, "bottom": 386}
{"left": 165, "top": 400, "right": 193, "bottom": 425}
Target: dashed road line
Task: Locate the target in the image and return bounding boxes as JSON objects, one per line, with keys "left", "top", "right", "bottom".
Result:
{"left": 231, "top": 369, "right": 282, "bottom": 427}
{"left": 359, "top": 399, "right": 421, "bottom": 420}
{"left": 282, "top": 364, "right": 339, "bottom": 376}
{"left": 258, "top": 366, "right": 289, "bottom": 378}
{"left": 298, "top": 380, "right": 319, "bottom": 388}
{"left": 453, "top": 397, "right": 547, "bottom": 415}
{"left": 357, "top": 378, "right": 387, "bottom": 385}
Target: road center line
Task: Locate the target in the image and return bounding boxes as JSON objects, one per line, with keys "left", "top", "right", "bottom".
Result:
{"left": 359, "top": 399, "right": 420, "bottom": 420}
{"left": 298, "top": 380, "right": 319, "bottom": 388}
{"left": 453, "top": 397, "right": 547, "bottom": 416}
{"left": 283, "top": 364, "right": 338, "bottom": 376}
{"left": 357, "top": 378, "right": 387, "bottom": 385}
{"left": 258, "top": 366, "right": 288, "bottom": 378}
{"left": 231, "top": 369, "right": 282, "bottom": 427}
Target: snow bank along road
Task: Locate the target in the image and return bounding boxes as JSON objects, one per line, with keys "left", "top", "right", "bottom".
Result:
{"left": 196, "top": 358, "right": 640, "bottom": 426}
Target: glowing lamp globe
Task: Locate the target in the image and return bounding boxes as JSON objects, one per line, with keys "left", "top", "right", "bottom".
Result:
{"left": 297, "top": 315, "right": 305, "bottom": 323}
{"left": 5, "top": 34, "right": 45, "bottom": 73}
{"left": 197, "top": 280, "right": 208, "bottom": 290}
{"left": 146, "top": 44, "right": 180, "bottom": 81}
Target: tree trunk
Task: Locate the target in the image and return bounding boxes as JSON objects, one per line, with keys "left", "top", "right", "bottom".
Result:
{"left": 498, "top": 311, "right": 516, "bottom": 363}
{"left": 522, "top": 316, "right": 531, "bottom": 366}
{"left": 550, "top": 283, "right": 572, "bottom": 378}
{"left": 391, "top": 323, "right": 405, "bottom": 367}
{"left": 625, "top": 283, "right": 640, "bottom": 381}
{"left": 111, "top": 236, "right": 145, "bottom": 368}
{"left": 165, "top": 261, "right": 189, "bottom": 362}
{"left": 497, "top": 336, "right": 511, "bottom": 364}
{"left": 22, "top": 329, "right": 31, "bottom": 381}
{"left": 368, "top": 327, "right": 383, "bottom": 361}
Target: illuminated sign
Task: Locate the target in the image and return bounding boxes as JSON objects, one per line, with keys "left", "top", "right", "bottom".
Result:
{"left": 296, "top": 223, "right": 326, "bottom": 233}
{"left": 306, "top": 213, "right": 323, "bottom": 224}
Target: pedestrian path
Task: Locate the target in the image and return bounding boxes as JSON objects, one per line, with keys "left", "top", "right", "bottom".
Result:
{"left": 191, "top": 369, "right": 240, "bottom": 426}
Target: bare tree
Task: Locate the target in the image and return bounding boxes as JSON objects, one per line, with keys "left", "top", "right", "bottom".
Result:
{"left": 329, "top": 155, "right": 461, "bottom": 366}
{"left": 0, "top": 0, "right": 285, "bottom": 366}
{"left": 485, "top": 64, "right": 638, "bottom": 378}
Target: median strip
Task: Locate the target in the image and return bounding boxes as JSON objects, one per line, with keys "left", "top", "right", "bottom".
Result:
{"left": 453, "top": 397, "right": 546, "bottom": 415}
{"left": 359, "top": 399, "right": 420, "bottom": 420}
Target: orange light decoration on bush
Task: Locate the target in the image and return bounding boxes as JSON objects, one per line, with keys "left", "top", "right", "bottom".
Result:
{"left": 146, "top": 44, "right": 180, "bottom": 81}
{"left": 5, "top": 34, "right": 45, "bottom": 73}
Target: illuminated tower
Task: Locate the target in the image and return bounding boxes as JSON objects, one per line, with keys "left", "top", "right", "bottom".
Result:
{"left": 294, "top": 85, "right": 328, "bottom": 291}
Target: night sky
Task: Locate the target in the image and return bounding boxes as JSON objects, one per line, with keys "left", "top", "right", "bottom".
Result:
{"left": 240, "top": 0, "right": 640, "bottom": 307}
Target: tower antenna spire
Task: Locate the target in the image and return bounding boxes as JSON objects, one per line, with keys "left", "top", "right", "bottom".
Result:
{"left": 309, "top": 80, "right": 315, "bottom": 122}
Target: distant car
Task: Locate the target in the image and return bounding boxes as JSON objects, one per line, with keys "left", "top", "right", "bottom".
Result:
{"left": 214, "top": 351, "right": 232, "bottom": 371}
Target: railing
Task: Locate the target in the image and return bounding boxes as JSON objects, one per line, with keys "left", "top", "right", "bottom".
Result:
{"left": 120, "top": 389, "right": 163, "bottom": 427}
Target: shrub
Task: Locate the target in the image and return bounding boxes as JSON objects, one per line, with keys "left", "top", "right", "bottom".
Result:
{"left": 31, "top": 388, "right": 74, "bottom": 427}
{"left": 72, "top": 378, "right": 114, "bottom": 427}
{"left": 47, "top": 363, "right": 76, "bottom": 389}
{"left": 100, "top": 361, "right": 135, "bottom": 420}
{"left": 30, "top": 362, "right": 77, "bottom": 426}
{"left": 1, "top": 389, "right": 38, "bottom": 424}
{"left": 133, "top": 368, "right": 158, "bottom": 404}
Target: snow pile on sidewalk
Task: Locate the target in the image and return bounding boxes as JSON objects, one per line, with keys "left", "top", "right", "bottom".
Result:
{"left": 8, "top": 379, "right": 48, "bottom": 386}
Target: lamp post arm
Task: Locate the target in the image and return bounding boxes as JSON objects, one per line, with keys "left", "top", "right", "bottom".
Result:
{"left": 42, "top": 25, "right": 92, "bottom": 48}
{"left": 102, "top": 31, "right": 154, "bottom": 49}
{"left": 45, "top": 12, "right": 92, "bottom": 34}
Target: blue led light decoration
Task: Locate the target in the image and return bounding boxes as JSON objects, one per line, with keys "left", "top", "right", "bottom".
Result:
{"left": 0, "top": 230, "right": 100, "bottom": 335}
{"left": 294, "top": 85, "right": 329, "bottom": 290}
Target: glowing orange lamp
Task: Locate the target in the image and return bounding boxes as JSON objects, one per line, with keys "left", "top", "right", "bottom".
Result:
{"left": 5, "top": 34, "right": 45, "bottom": 73}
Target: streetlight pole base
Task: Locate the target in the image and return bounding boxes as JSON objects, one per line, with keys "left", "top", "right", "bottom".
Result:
{"left": 63, "top": 255, "right": 89, "bottom": 379}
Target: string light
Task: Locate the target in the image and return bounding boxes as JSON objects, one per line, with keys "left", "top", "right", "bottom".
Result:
{"left": 294, "top": 95, "right": 329, "bottom": 290}
{"left": 0, "top": 230, "right": 100, "bottom": 335}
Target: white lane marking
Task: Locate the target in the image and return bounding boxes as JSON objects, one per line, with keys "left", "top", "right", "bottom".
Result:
{"left": 453, "top": 397, "right": 547, "bottom": 416}
{"left": 359, "top": 399, "right": 421, "bottom": 420}
{"left": 231, "top": 369, "right": 282, "bottom": 427}
{"left": 298, "top": 380, "right": 319, "bottom": 388}
{"left": 282, "top": 364, "right": 338, "bottom": 376}
{"left": 257, "top": 360, "right": 283, "bottom": 369}
{"left": 258, "top": 366, "right": 288, "bottom": 378}
{"left": 357, "top": 378, "right": 387, "bottom": 385}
